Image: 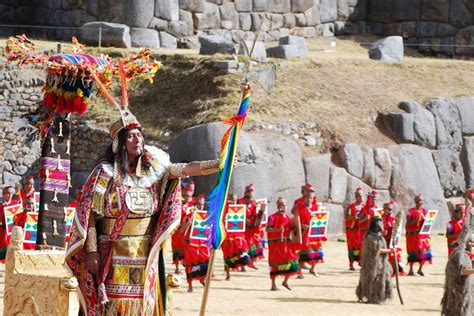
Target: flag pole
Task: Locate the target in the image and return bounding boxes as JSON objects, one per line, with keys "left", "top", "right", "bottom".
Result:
{"left": 198, "top": 83, "right": 250, "bottom": 316}
{"left": 199, "top": 248, "right": 216, "bottom": 316}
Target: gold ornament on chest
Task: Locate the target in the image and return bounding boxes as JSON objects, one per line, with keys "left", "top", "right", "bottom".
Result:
{"left": 125, "top": 186, "right": 153, "bottom": 215}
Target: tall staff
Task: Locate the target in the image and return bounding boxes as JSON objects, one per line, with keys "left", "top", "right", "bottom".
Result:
{"left": 199, "top": 31, "right": 276, "bottom": 315}
{"left": 390, "top": 211, "right": 404, "bottom": 305}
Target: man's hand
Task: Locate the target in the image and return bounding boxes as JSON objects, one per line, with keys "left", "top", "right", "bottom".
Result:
{"left": 87, "top": 251, "right": 100, "bottom": 276}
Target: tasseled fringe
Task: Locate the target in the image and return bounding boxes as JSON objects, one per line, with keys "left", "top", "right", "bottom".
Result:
{"left": 41, "top": 88, "right": 90, "bottom": 115}
{"left": 105, "top": 298, "right": 142, "bottom": 316}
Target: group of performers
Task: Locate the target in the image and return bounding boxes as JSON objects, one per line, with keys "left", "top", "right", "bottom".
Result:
{"left": 344, "top": 188, "right": 438, "bottom": 277}
{"left": 171, "top": 182, "right": 329, "bottom": 291}
{"left": 1, "top": 151, "right": 473, "bottom": 313}
{"left": 0, "top": 176, "right": 37, "bottom": 260}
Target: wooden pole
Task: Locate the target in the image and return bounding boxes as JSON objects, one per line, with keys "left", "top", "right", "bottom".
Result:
{"left": 392, "top": 248, "right": 404, "bottom": 305}
{"left": 199, "top": 248, "right": 216, "bottom": 316}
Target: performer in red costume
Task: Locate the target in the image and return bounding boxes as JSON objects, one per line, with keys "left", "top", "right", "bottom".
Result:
{"left": 172, "top": 183, "right": 194, "bottom": 274}
{"left": 345, "top": 187, "right": 364, "bottom": 270}
{"left": 221, "top": 193, "right": 250, "bottom": 280}
{"left": 405, "top": 194, "right": 432, "bottom": 276}
{"left": 267, "top": 197, "right": 300, "bottom": 291}
{"left": 446, "top": 204, "right": 466, "bottom": 257}
{"left": 358, "top": 190, "right": 378, "bottom": 247}
{"left": 13, "top": 197, "right": 34, "bottom": 229}
{"left": 183, "top": 194, "right": 210, "bottom": 292}
{"left": 19, "top": 176, "right": 35, "bottom": 204}
{"left": 381, "top": 201, "right": 405, "bottom": 276}
{"left": 0, "top": 186, "right": 16, "bottom": 260}
{"left": 239, "top": 183, "right": 264, "bottom": 265}
{"left": 291, "top": 183, "right": 318, "bottom": 215}
{"left": 296, "top": 184, "right": 325, "bottom": 277}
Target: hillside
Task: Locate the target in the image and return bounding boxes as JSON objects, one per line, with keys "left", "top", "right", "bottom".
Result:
{"left": 2, "top": 36, "right": 474, "bottom": 152}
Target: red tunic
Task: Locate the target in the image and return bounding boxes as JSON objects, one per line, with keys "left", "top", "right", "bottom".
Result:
{"left": 345, "top": 203, "right": 363, "bottom": 262}
{"left": 221, "top": 203, "right": 250, "bottom": 269}
{"left": 0, "top": 200, "right": 15, "bottom": 260}
{"left": 297, "top": 202, "right": 325, "bottom": 265}
{"left": 172, "top": 201, "right": 193, "bottom": 264}
{"left": 238, "top": 198, "right": 264, "bottom": 261}
{"left": 183, "top": 208, "right": 210, "bottom": 283}
{"left": 405, "top": 208, "right": 432, "bottom": 263}
{"left": 382, "top": 213, "right": 405, "bottom": 275}
{"left": 267, "top": 212, "right": 300, "bottom": 279}
{"left": 20, "top": 189, "right": 35, "bottom": 203}
{"left": 446, "top": 218, "right": 464, "bottom": 256}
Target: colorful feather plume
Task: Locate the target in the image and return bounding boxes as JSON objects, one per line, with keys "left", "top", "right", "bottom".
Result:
{"left": 206, "top": 82, "right": 251, "bottom": 249}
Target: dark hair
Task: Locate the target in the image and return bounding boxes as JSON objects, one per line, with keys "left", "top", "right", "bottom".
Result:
{"left": 101, "top": 127, "right": 149, "bottom": 175}
{"left": 367, "top": 216, "right": 383, "bottom": 236}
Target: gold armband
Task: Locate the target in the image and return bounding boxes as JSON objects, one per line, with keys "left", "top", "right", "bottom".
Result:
{"left": 85, "top": 226, "right": 97, "bottom": 253}
{"left": 200, "top": 160, "right": 220, "bottom": 175}
{"left": 169, "top": 163, "right": 187, "bottom": 178}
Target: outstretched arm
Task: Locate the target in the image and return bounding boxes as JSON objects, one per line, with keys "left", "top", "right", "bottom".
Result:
{"left": 168, "top": 160, "right": 220, "bottom": 179}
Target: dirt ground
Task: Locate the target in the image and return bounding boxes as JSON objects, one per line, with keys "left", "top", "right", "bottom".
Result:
{"left": 169, "top": 235, "right": 449, "bottom": 316}
{"left": 0, "top": 235, "right": 452, "bottom": 315}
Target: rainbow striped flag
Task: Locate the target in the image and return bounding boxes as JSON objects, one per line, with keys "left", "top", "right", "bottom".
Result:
{"left": 206, "top": 83, "right": 251, "bottom": 249}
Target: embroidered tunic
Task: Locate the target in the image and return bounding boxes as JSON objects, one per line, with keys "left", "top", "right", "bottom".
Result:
{"left": 66, "top": 146, "right": 182, "bottom": 316}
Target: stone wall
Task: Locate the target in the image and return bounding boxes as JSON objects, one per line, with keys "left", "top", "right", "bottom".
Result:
{"left": 0, "top": 59, "right": 43, "bottom": 188}
{"left": 359, "top": 0, "right": 474, "bottom": 56}
{"left": 169, "top": 101, "right": 474, "bottom": 234}
{"left": 1, "top": 1, "right": 473, "bottom": 56}
{"left": 0, "top": 62, "right": 111, "bottom": 195}
{"left": 0, "top": 0, "right": 353, "bottom": 48}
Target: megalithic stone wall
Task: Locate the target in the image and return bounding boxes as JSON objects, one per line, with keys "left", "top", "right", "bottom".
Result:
{"left": 0, "top": 1, "right": 473, "bottom": 56}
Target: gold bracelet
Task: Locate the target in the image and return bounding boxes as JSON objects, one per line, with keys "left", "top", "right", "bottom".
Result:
{"left": 85, "top": 226, "right": 98, "bottom": 253}
{"left": 169, "top": 163, "right": 187, "bottom": 178}
{"left": 200, "top": 160, "right": 220, "bottom": 175}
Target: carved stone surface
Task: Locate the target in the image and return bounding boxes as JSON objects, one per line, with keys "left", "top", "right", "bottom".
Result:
{"left": 4, "top": 227, "right": 80, "bottom": 316}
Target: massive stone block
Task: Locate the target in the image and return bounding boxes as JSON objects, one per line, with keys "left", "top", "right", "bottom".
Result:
{"left": 304, "top": 154, "right": 331, "bottom": 201}
{"left": 432, "top": 149, "right": 466, "bottom": 197}
{"left": 194, "top": 2, "right": 220, "bottom": 30}
{"left": 80, "top": 22, "right": 131, "bottom": 48}
{"left": 179, "top": 0, "right": 204, "bottom": 12}
{"left": 235, "top": 0, "right": 252, "bottom": 12}
{"left": 330, "top": 166, "right": 348, "bottom": 204}
{"left": 199, "top": 35, "right": 235, "bottom": 55}
{"left": 268, "top": 0, "right": 291, "bottom": 14}
{"left": 389, "top": 144, "right": 449, "bottom": 230}
{"left": 454, "top": 26, "right": 474, "bottom": 56}
{"left": 338, "top": 143, "right": 364, "bottom": 179}
{"left": 362, "top": 148, "right": 375, "bottom": 188}
{"left": 384, "top": 112, "right": 414, "bottom": 144}
{"left": 449, "top": 0, "right": 472, "bottom": 28}
{"left": 291, "top": 0, "right": 313, "bottom": 13}
{"left": 373, "top": 147, "right": 392, "bottom": 190}
{"left": 168, "top": 123, "right": 305, "bottom": 203}
{"left": 461, "top": 137, "right": 474, "bottom": 188}
{"left": 369, "top": 36, "right": 404, "bottom": 63}
{"left": 325, "top": 203, "right": 344, "bottom": 235}
{"left": 399, "top": 101, "right": 436, "bottom": 148}
{"left": 454, "top": 97, "right": 474, "bottom": 135}
{"left": 131, "top": 28, "right": 160, "bottom": 49}
{"left": 421, "top": 0, "right": 450, "bottom": 22}
{"left": 155, "top": 0, "right": 179, "bottom": 21}
{"left": 319, "top": 0, "right": 338, "bottom": 23}
{"left": 426, "top": 98, "right": 463, "bottom": 151}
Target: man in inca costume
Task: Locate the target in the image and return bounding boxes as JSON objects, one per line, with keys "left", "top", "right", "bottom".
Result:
{"left": 356, "top": 216, "right": 393, "bottom": 304}
{"left": 65, "top": 65, "right": 220, "bottom": 315}
{"left": 441, "top": 226, "right": 473, "bottom": 316}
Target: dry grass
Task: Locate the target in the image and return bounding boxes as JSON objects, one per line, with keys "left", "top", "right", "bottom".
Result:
{"left": 2, "top": 36, "right": 474, "bottom": 150}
